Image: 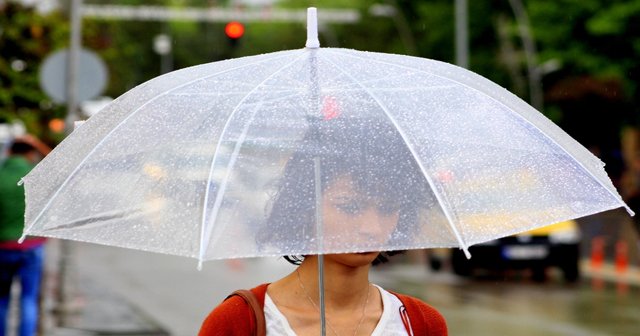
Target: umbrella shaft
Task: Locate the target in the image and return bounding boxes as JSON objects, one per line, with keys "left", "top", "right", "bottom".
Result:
{"left": 318, "top": 254, "right": 326, "bottom": 335}
{"left": 314, "top": 157, "right": 326, "bottom": 336}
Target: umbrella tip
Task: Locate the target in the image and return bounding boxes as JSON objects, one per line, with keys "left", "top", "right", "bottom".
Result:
{"left": 624, "top": 204, "right": 635, "bottom": 217}
{"left": 306, "top": 7, "right": 320, "bottom": 49}
{"left": 197, "top": 260, "right": 204, "bottom": 271}
{"left": 18, "top": 234, "right": 26, "bottom": 244}
{"left": 463, "top": 247, "right": 472, "bottom": 259}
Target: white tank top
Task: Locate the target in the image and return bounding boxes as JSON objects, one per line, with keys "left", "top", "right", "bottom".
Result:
{"left": 264, "top": 284, "right": 410, "bottom": 335}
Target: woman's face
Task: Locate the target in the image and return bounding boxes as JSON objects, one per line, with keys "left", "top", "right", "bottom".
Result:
{"left": 321, "top": 174, "right": 400, "bottom": 264}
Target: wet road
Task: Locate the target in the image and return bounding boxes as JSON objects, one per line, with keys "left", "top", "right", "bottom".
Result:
{"left": 43, "top": 241, "right": 639, "bottom": 335}
{"left": 372, "top": 265, "right": 640, "bottom": 336}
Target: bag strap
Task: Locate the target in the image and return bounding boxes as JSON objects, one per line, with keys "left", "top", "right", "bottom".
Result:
{"left": 226, "top": 289, "right": 266, "bottom": 336}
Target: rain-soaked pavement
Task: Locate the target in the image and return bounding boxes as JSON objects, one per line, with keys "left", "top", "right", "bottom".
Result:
{"left": 24, "top": 239, "right": 638, "bottom": 336}
{"left": 373, "top": 263, "right": 640, "bottom": 336}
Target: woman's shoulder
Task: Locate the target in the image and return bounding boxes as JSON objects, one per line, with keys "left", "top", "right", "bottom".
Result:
{"left": 198, "top": 283, "right": 269, "bottom": 336}
{"left": 199, "top": 295, "right": 253, "bottom": 335}
{"left": 393, "top": 292, "right": 441, "bottom": 314}
{"left": 388, "top": 290, "right": 448, "bottom": 336}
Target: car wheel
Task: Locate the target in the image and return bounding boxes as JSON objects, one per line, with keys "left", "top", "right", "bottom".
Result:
{"left": 451, "top": 250, "right": 473, "bottom": 276}
{"left": 428, "top": 255, "right": 443, "bottom": 272}
{"left": 561, "top": 260, "right": 580, "bottom": 283}
{"left": 557, "top": 243, "right": 580, "bottom": 283}
{"left": 532, "top": 267, "right": 547, "bottom": 282}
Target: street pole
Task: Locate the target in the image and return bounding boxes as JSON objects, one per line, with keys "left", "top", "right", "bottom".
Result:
{"left": 508, "top": 0, "right": 543, "bottom": 111}
{"left": 80, "top": 5, "right": 360, "bottom": 24}
{"left": 385, "top": 0, "right": 417, "bottom": 56}
{"left": 455, "top": 0, "right": 469, "bottom": 68}
{"left": 58, "top": 0, "right": 82, "bottom": 326}
{"left": 455, "top": 0, "right": 469, "bottom": 69}
{"left": 153, "top": 33, "right": 173, "bottom": 75}
{"left": 66, "top": 0, "right": 81, "bottom": 130}
{"left": 370, "top": 2, "right": 417, "bottom": 55}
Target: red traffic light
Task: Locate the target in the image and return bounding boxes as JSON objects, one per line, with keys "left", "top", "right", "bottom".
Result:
{"left": 225, "top": 21, "right": 245, "bottom": 39}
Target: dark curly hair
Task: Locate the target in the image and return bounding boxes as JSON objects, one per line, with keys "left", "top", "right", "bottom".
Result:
{"left": 259, "top": 116, "right": 428, "bottom": 265}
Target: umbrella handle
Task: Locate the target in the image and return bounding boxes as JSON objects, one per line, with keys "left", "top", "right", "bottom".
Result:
{"left": 318, "top": 254, "right": 326, "bottom": 336}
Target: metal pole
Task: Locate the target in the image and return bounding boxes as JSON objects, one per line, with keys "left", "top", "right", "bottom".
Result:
{"left": 313, "top": 157, "right": 326, "bottom": 336}
{"left": 81, "top": 5, "right": 360, "bottom": 24}
{"left": 508, "top": 0, "right": 543, "bottom": 111}
{"left": 58, "top": 0, "right": 82, "bottom": 325}
{"left": 384, "top": 0, "right": 418, "bottom": 56}
{"left": 161, "top": 52, "right": 172, "bottom": 74}
{"left": 455, "top": 0, "right": 469, "bottom": 68}
{"left": 66, "top": 0, "right": 81, "bottom": 130}
{"left": 153, "top": 33, "right": 173, "bottom": 74}
{"left": 314, "top": 157, "right": 326, "bottom": 336}
{"left": 308, "top": 8, "right": 325, "bottom": 333}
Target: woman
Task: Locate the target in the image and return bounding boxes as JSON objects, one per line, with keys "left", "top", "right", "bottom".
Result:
{"left": 199, "top": 115, "right": 447, "bottom": 335}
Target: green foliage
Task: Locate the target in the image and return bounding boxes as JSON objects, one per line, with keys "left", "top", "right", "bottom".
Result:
{"left": 587, "top": 2, "right": 640, "bottom": 35}
{"left": 4, "top": 0, "right": 640, "bottom": 152}
{"left": 0, "top": 2, "right": 68, "bottom": 140}
{"left": 84, "top": 19, "right": 164, "bottom": 93}
{"left": 523, "top": 0, "right": 640, "bottom": 176}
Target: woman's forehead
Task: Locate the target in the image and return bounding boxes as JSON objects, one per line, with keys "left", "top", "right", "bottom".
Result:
{"left": 324, "top": 175, "right": 357, "bottom": 198}
{"left": 324, "top": 174, "right": 398, "bottom": 202}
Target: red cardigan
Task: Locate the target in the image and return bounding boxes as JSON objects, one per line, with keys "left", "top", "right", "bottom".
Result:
{"left": 199, "top": 283, "right": 447, "bottom": 335}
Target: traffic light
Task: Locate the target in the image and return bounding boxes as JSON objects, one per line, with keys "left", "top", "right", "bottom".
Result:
{"left": 223, "top": 21, "right": 244, "bottom": 58}
{"left": 225, "top": 21, "right": 244, "bottom": 40}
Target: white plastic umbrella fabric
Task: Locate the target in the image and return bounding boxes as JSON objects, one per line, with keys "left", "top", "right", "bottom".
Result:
{"left": 21, "top": 14, "right": 631, "bottom": 265}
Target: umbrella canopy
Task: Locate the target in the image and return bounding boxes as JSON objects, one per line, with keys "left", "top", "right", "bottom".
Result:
{"left": 21, "top": 9, "right": 631, "bottom": 265}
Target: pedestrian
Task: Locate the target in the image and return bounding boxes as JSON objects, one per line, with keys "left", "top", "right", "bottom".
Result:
{"left": 199, "top": 117, "right": 447, "bottom": 335}
{"left": 0, "top": 135, "right": 51, "bottom": 336}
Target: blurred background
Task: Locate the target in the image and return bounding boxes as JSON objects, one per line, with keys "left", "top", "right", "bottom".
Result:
{"left": 1, "top": 0, "right": 639, "bottom": 335}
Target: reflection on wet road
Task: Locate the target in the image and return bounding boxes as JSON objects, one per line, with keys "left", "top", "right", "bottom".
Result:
{"left": 49, "top": 241, "right": 638, "bottom": 335}
{"left": 372, "top": 265, "right": 639, "bottom": 336}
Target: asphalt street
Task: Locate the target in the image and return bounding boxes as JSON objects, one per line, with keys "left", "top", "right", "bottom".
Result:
{"left": 32, "top": 238, "right": 640, "bottom": 336}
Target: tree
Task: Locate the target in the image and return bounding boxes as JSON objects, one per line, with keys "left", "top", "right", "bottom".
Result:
{"left": 7, "top": 0, "right": 640, "bottom": 154}
{"left": 526, "top": 0, "right": 640, "bottom": 181}
{"left": 0, "top": 2, "right": 69, "bottom": 140}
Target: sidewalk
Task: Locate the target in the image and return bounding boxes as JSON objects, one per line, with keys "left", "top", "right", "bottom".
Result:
{"left": 580, "top": 259, "right": 640, "bottom": 286}
{"left": 45, "top": 275, "right": 169, "bottom": 336}
{"left": 36, "top": 241, "right": 171, "bottom": 336}
{"left": 37, "top": 241, "right": 296, "bottom": 336}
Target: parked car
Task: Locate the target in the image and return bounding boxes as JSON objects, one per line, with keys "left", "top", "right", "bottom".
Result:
{"left": 442, "top": 220, "right": 581, "bottom": 282}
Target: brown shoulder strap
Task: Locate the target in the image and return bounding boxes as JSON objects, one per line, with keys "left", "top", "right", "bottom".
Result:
{"left": 226, "top": 289, "right": 266, "bottom": 336}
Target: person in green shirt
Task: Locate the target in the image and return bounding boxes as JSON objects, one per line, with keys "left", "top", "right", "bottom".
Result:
{"left": 0, "top": 135, "right": 50, "bottom": 336}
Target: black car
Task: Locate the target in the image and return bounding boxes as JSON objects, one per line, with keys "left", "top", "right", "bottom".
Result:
{"left": 445, "top": 220, "right": 581, "bottom": 282}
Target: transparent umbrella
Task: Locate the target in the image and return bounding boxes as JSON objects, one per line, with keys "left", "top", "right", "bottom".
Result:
{"left": 22, "top": 7, "right": 632, "bottom": 264}
{"left": 21, "top": 7, "right": 631, "bottom": 334}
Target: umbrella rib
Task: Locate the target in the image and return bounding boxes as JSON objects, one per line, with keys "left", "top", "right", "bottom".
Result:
{"left": 320, "top": 54, "right": 472, "bottom": 258}
{"left": 22, "top": 51, "right": 302, "bottom": 238}
{"left": 198, "top": 51, "right": 309, "bottom": 267}
{"left": 325, "top": 49, "right": 630, "bottom": 215}
{"left": 173, "top": 88, "right": 302, "bottom": 96}
{"left": 325, "top": 85, "right": 458, "bottom": 93}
